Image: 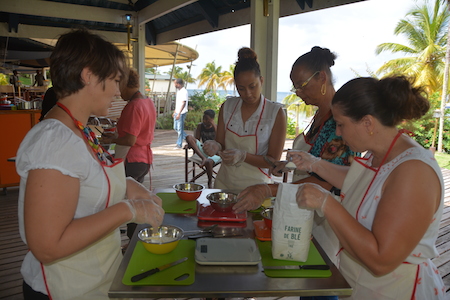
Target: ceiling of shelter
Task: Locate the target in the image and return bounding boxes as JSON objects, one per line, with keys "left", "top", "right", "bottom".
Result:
{"left": 0, "top": 0, "right": 365, "bottom": 70}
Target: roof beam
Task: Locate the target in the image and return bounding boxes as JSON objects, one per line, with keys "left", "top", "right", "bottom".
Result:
{"left": 0, "top": 23, "right": 126, "bottom": 43}
{"left": 197, "top": 0, "right": 219, "bottom": 28}
{"left": 1, "top": 0, "right": 128, "bottom": 24}
{"left": 137, "top": 0, "right": 198, "bottom": 25}
{"left": 295, "top": 0, "right": 314, "bottom": 10}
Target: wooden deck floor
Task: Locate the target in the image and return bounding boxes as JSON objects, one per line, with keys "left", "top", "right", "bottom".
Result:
{"left": 1, "top": 129, "right": 450, "bottom": 299}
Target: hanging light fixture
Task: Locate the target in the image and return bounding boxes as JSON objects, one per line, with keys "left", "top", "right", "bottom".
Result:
{"left": 122, "top": 14, "right": 133, "bottom": 51}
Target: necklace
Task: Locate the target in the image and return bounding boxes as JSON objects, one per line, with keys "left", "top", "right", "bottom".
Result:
{"left": 56, "top": 102, "right": 113, "bottom": 164}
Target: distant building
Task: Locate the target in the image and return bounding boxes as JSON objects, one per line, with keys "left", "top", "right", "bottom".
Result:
{"left": 145, "top": 73, "right": 177, "bottom": 93}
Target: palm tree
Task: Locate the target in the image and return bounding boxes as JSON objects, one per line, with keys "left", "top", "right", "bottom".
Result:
{"left": 282, "top": 93, "right": 316, "bottom": 134}
{"left": 437, "top": 0, "right": 450, "bottom": 152}
{"left": 164, "top": 66, "right": 184, "bottom": 79}
{"left": 197, "top": 61, "right": 222, "bottom": 92}
{"left": 375, "top": 0, "right": 450, "bottom": 95}
{"left": 176, "top": 71, "right": 196, "bottom": 85}
{"left": 218, "top": 65, "right": 235, "bottom": 92}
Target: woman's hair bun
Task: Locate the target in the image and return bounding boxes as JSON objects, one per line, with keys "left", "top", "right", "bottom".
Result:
{"left": 237, "top": 47, "right": 258, "bottom": 62}
{"left": 310, "top": 46, "right": 335, "bottom": 67}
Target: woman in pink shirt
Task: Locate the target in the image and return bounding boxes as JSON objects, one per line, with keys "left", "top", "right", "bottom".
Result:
{"left": 104, "top": 68, "right": 157, "bottom": 239}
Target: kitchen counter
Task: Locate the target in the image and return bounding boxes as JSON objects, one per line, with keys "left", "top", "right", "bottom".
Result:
{"left": 109, "top": 188, "right": 352, "bottom": 298}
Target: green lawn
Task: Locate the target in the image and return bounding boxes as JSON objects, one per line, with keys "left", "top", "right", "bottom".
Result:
{"left": 435, "top": 152, "right": 450, "bottom": 170}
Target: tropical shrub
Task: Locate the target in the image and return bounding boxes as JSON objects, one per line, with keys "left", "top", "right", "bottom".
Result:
{"left": 156, "top": 90, "right": 226, "bottom": 130}
{"left": 402, "top": 108, "right": 450, "bottom": 153}
{"left": 0, "top": 73, "right": 8, "bottom": 85}
{"left": 286, "top": 117, "right": 298, "bottom": 139}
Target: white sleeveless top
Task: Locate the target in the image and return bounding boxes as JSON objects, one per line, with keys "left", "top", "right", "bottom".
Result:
{"left": 339, "top": 144, "right": 446, "bottom": 299}
{"left": 221, "top": 95, "right": 281, "bottom": 155}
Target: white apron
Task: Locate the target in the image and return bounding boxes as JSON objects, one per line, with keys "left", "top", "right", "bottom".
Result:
{"left": 338, "top": 133, "right": 445, "bottom": 299}
{"left": 41, "top": 159, "right": 127, "bottom": 300}
{"left": 292, "top": 132, "right": 341, "bottom": 266}
{"left": 291, "top": 132, "right": 313, "bottom": 183}
{"left": 214, "top": 107, "right": 272, "bottom": 193}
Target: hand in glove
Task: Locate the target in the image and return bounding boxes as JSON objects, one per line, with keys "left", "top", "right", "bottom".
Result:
{"left": 287, "top": 150, "right": 321, "bottom": 173}
{"left": 296, "top": 183, "right": 331, "bottom": 217}
{"left": 233, "top": 184, "right": 272, "bottom": 213}
{"left": 122, "top": 198, "right": 165, "bottom": 228}
{"left": 202, "top": 140, "right": 222, "bottom": 156}
{"left": 220, "top": 149, "right": 247, "bottom": 166}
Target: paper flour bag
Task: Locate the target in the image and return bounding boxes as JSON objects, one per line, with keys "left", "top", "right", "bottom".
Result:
{"left": 272, "top": 183, "right": 313, "bottom": 262}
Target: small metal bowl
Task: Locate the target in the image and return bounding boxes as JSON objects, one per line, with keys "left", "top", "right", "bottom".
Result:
{"left": 138, "top": 225, "right": 184, "bottom": 254}
{"left": 261, "top": 207, "right": 273, "bottom": 229}
{"left": 173, "top": 182, "right": 205, "bottom": 201}
{"left": 206, "top": 192, "right": 238, "bottom": 213}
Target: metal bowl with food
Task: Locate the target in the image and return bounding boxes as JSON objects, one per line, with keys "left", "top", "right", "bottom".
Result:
{"left": 261, "top": 207, "right": 273, "bottom": 229}
{"left": 138, "top": 225, "right": 184, "bottom": 254}
{"left": 173, "top": 182, "right": 205, "bottom": 201}
{"left": 206, "top": 192, "right": 238, "bottom": 212}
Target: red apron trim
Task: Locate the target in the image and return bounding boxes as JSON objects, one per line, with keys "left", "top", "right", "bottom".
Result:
{"left": 411, "top": 263, "right": 420, "bottom": 300}
{"left": 356, "top": 131, "right": 403, "bottom": 220}
{"left": 40, "top": 263, "right": 53, "bottom": 300}
{"left": 225, "top": 97, "right": 266, "bottom": 138}
{"left": 354, "top": 156, "right": 377, "bottom": 172}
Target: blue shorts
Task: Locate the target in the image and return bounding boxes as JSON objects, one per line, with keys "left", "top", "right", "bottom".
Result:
{"left": 196, "top": 140, "right": 221, "bottom": 164}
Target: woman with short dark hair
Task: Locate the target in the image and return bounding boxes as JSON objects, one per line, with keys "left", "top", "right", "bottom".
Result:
{"left": 16, "top": 28, "right": 164, "bottom": 300}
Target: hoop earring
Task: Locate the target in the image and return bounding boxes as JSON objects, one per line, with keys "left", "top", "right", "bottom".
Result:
{"left": 321, "top": 84, "right": 326, "bottom": 95}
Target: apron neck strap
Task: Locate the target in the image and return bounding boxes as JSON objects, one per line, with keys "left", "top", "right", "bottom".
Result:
{"left": 356, "top": 130, "right": 404, "bottom": 218}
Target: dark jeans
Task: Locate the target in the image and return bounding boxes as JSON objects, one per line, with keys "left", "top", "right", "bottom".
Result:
{"left": 125, "top": 161, "right": 151, "bottom": 240}
{"left": 125, "top": 161, "right": 150, "bottom": 184}
{"left": 23, "top": 281, "right": 50, "bottom": 300}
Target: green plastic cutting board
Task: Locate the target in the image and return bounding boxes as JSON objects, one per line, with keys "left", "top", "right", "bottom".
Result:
{"left": 122, "top": 239, "right": 196, "bottom": 285}
{"left": 256, "top": 240, "right": 332, "bottom": 278}
{"left": 157, "top": 192, "right": 197, "bottom": 214}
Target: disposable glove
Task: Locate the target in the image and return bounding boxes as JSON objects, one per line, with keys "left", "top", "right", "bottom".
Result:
{"left": 296, "top": 183, "right": 330, "bottom": 217}
{"left": 122, "top": 198, "right": 165, "bottom": 228}
{"left": 220, "top": 149, "right": 247, "bottom": 166}
{"left": 202, "top": 140, "right": 222, "bottom": 156}
{"left": 233, "top": 184, "right": 272, "bottom": 213}
{"left": 287, "top": 150, "right": 321, "bottom": 173}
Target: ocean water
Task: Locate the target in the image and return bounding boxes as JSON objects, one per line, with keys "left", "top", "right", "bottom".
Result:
{"left": 187, "top": 89, "right": 291, "bottom": 103}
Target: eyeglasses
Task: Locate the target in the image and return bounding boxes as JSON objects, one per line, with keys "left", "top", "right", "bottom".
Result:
{"left": 290, "top": 71, "right": 320, "bottom": 93}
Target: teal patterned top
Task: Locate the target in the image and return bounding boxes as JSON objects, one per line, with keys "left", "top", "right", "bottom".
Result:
{"left": 306, "top": 116, "right": 358, "bottom": 166}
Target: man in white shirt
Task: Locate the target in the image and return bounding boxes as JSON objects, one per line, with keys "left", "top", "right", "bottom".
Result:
{"left": 172, "top": 78, "right": 189, "bottom": 149}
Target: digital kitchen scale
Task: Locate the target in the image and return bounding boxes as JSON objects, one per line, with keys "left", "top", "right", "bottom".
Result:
{"left": 195, "top": 238, "right": 261, "bottom": 265}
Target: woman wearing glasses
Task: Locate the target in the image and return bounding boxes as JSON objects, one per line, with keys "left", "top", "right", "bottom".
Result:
{"left": 287, "top": 46, "right": 357, "bottom": 185}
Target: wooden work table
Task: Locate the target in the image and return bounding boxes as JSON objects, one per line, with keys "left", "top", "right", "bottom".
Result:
{"left": 0, "top": 109, "right": 41, "bottom": 193}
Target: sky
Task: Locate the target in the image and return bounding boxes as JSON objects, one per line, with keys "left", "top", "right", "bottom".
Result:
{"left": 157, "top": 0, "right": 420, "bottom": 93}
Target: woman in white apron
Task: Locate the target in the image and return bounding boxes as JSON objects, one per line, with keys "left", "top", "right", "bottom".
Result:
{"left": 16, "top": 29, "right": 164, "bottom": 300}
{"left": 292, "top": 76, "right": 445, "bottom": 299}
{"left": 203, "top": 47, "right": 286, "bottom": 193}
